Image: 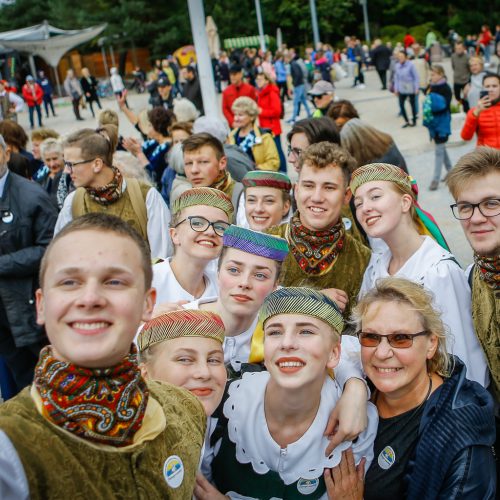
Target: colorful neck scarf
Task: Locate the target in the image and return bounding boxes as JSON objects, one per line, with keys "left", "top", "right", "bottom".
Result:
{"left": 211, "top": 169, "right": 233, "bottom": 195}
{"left": 288, "top": 212, "right": 345, "bottom": 276}
{"left": 474, "top": 254, "right": 500, "bottom": 290}
{"left": 34, "top": 346, "right": 149, "bottom": 447}
{"left": 85, "top": 166, "right": 123, "bottom": 205}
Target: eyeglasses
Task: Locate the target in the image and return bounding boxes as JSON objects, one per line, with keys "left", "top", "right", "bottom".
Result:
{"left": 174, "top": 216, "right": 230, "bottom": 236}
{"left": 357, "top": 330, "right": 430, "bottom": 349}
{"left": 312, "top": 94, "right": 326, "bottom": 100}
{"left": 287, "top": 145, "right": 304, "bottom": 159}
{"left": 63, "top": 158, "right": 96, "bottom": 172}
{"left": 450, "top": 198, "right": 500, "bottom": 220}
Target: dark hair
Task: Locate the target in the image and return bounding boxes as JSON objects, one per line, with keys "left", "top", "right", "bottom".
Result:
{"left": 286, "top": 117, "right": 340, "bottom": 146}
{"left": 40, "top": 213, "right": 152, "bottom": 289}
{"left": 483, "top": 72, "right": 500, "bottom": 85}
{"left": 8, "top": 152, "right": 30, "bottom": 178}
{"left": 182, "top": 132, "right": 225, "bottom": 160}
{"left": 326, "top": 99, "right": 360, "bottom": 123}
{"left": 298, "top": 142, "right": 356, "bottom": 185}
{"left": 147, "top": 107, "right": 173, "bottom": 137}
{"left": 63, "top": 125, "right": 118, "bottom": 166}
{"left": 0, "top": 120, "right": 28, "bottom": 151}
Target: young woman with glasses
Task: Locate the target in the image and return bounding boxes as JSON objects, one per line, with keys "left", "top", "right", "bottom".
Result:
{"left": 350, "top": 163, "right": 489, "bottom": 386}
{"left": 325, "top": 277, "right": 496, "bottom": 500}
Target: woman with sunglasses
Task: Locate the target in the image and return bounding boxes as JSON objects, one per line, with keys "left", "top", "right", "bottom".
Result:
{"left": 151, "top": 187, "right": 233, "bottom": 316}
{"left": 325, "top": 277, "right": 495, "bottom": 500}
{"left": 351, "top": 163, "right": 488, "bottom": 386}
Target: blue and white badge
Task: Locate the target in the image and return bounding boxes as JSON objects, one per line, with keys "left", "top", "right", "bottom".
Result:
{"left": 297, "top": 477, "right": 319, "bottom": 495}
{"left": 378, "top": 446, "right": 396, "bottom": 470}
{"left": 342, "top": 217, "right": 352, "bottom": 231}
{"left": 2, "top": 211, "right": 13, "bottom": 224}
{"left": 163, "top": 455, "right": 184, "bottom": 488}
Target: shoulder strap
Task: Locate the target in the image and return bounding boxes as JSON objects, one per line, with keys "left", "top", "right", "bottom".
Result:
{"left": 71, "top": 187, "right": 86, "bottom": 219}
{"left": 126, "top": 178, "right": 148, "bottom": 239}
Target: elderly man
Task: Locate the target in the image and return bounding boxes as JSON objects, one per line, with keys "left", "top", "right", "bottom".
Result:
{"left": 309, "top": 80, "right": 336, "bottom": 117}
{"left": 0, "top": 134, "right": 57, "bottom": 397}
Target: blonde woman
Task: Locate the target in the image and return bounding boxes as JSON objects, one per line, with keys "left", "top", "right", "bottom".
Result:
{"left": 325, "top": 277, "right": 495, "bottom": 500}
{"left": 351, "top": 163, "right": 489, "bottom": 386}
{"left": 228, "top": 96, "right": 280, "bottom": 171}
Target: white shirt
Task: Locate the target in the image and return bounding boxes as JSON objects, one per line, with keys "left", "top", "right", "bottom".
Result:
{"left": 54, "top": 180, "right": 173, "bottom": 259}
{"left": 0, "top": 170, "right": 8, "bottom": 197}
{"left": 215, "top": 372, "right": 377, "bottom": 498}
{"left": 360, "top": 236, "right": 489, "bottom": 386}
{"left": 152, "top": 257, "right": 218, "bottom": 304}
{"left": 0, "top": 431, "right": 29, "bottom": 500}
{"left": 110, "top": 74, "right": 125, "bottom": 93}
{"left": 0, "top": 91, "right": 25, "bottom": 118}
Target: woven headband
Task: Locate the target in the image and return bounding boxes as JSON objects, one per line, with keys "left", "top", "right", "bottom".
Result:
{"left": 223, "top": 225, "right": 289, "bottom": 261}
{"left": 259, "top": 287, "right": 345, "bottom": 334}
{"left": 350, "top": 163, "right": 412, "bottom": 195}
{"left": 242, "top": 171, "right": 292, "bottom": 191}
{"left": 171, "top": 187, "right": 234, "bottom": 219}
{"left": 137, "top": 310, "right": 225, "bottom": 352}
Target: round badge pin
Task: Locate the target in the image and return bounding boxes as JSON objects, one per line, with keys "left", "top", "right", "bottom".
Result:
{"left": 342, "top": 217, "right": 352, "bottom": 231}
{"left": 297, "top": 477, "right": 319, "bottom": 495}
{"left": 163, "top": 455, "right": 184, "bottom": 489}
{"left": 378, "top": 446, "right": 396, "bottom": 470}
{"left": 2, "top": 211, "right": 13, "bottom": 224}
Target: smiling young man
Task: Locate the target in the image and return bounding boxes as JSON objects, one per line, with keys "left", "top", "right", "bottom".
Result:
{"left": 182, "top": 133, "right": 243, "bottom": 212}
{"left": 0, "top": 213, "right": 206, "bottom": 498}
{"left": 446, "top": 147, "right": 500, "bottom": 403}
{"left": 267, "top": 142, "right": 371, "bottom": 318}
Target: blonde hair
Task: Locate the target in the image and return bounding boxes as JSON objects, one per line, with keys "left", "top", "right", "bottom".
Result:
{"left": 232, "top": 96, "right": 259, "bottom": 120}
{"left": 469, "top": 56, "right": 484, "bottom": 68}
{"left": 98, "top": 108, "right": 119, "bottom": 128}
{"left": 40, "top": 138, "right": 63, "bottom": 160}
{"left": 352, "top": 277, "right": 452, "bottom": 377}
{"left": 113, "top": 151, "right": 152, "bottom": 184}
{"left": 431, "top": 64, "right": 446, "bottom": 78}
{"left": 257, "top": 71, "right": 275, "bottom": 84}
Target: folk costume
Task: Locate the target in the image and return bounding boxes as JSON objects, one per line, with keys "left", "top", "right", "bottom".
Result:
{"left": 236, "top": 170, "right": 292, "bottom": 229}
{"left": 153, "top": 188, "right": 234, "bottom": 303}
{"left": 209, "top": 288, "right": 378, "bottom": 499}
{"left": 351, "top": 164, "right": 488, "bottom": 386}
{"left": 0, "top": 346, "right": 206, "bottom": 499}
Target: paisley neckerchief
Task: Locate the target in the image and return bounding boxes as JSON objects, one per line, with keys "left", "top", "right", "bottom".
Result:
{"left": 85, "top": 166, "right": 123, "bottom": 205}
{"left": 34, "top": 345, "right": 149, "bottom": 447}
{"left": 475, "top": 253, "right": 500, "bottom": 290}
{"left": 288, "top": 212, "right": 345, "bottom": 275}
{"left": 211, "top": 170, "right": 233, "bottom": 195}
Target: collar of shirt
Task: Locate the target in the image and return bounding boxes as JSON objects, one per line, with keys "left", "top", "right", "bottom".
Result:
{"left": 0, "top": 170, "right": 9, "bottom": 198}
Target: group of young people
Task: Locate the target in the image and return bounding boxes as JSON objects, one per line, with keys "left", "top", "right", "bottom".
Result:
{"left": 0, "top": 102, "right": 498, "bottom": 499}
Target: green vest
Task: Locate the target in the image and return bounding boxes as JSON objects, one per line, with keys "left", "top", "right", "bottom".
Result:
{"left": 72, "top": 180, "right": 151, "bottom": 242}
{"left": 472, "top": 268, "right": 500, "bottom": 401}
{"left": 212, "top": 423, "right": 326, "bottom": 499}
{"left": 267, "top": 223, "right": 371, "bottom": 319}
{"left": 0, "top": 381, "right": 206, "bottom": 499}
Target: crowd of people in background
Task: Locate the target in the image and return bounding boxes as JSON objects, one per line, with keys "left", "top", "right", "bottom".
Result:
{"left": 0, "top": 20, "right": 498, "bottom": 500}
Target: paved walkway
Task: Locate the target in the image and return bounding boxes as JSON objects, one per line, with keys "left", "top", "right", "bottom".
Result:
{"left": 16, "top": 57, "right": 475, "bottom": 265}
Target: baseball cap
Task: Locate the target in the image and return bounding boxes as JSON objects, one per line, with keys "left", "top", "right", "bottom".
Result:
{"left": 308, "top": 80, "right": 335, "bottom": 96}
{"left": 157, "top": 76, "right": 171, "bottom": 87}
{"left": 26, "top": 75, "right": 34, "bottom": 82}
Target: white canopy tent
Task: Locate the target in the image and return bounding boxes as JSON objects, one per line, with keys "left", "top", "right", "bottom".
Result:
{"left": 0, "top": 21, "right": 106, "bottom": 93}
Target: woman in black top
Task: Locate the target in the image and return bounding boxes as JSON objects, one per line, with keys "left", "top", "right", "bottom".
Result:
{"left": 80, "top": 67, "right": 102, "bottom": 118}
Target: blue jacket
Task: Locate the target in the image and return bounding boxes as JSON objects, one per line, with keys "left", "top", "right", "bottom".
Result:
{"left": 423, "top": 92, "right": 451, "bottom": 139}
{"left": 405, "top": 358, "right": 496, "bottom": 499}
{"left": 274, "top": 60, "right": 287, "bottom": 83}
{"left": 37, "top": 77, "right": 53, "bottom": 97}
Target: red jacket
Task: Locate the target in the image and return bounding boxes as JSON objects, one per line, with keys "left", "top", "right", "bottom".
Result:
{"left": 461, "top": 103, "right": 500, "bottom": 149}
{"left": 222, "top": 82, "right": 257, "bottom": 126}
{"left": 22, "top": 83, "right": 43, "bottom": 107}
{"left": 257, "top": 83, "right": 282, "bottom": 136}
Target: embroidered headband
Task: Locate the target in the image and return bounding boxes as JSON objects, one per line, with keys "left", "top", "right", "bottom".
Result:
{"left": 242, "top": 170, "right": 292, "bottom": 192}
{"left": 171, "top": 187, "right": 234, "bottom": 219}
{"left": 259, "top": 287, "right": 345, "bottom": 335}
{"left": 223, "top": 225, "right": 289, "bottom": 261}
{"left": 137, "top": 310, "right": 225, "bottom": 352}
{"left": 349, "top": 163, "right": 450, "bottom": 251}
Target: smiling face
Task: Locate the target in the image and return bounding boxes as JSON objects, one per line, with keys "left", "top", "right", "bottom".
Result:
{"left": 170, "top": 205, "right": 229, "bottom": 261}
{"left": 218, "top": 247, "right": 279, "bottom": 319}
{"left": 264, "top": 313, "right": 340, "bottom": 391}
{"left": 295, "top": 162, "right": 350, "bottom": 231}
{"left": 360, "top": 301, "right": 437, "bottom": 399}
{"left": 245, "top": 186, "right": 290, "bottom": 232}
{"left": 141, "top": 337, "right": 226, "bottom": 416}
{"left": 184, "top": 145, "right": 226, "bottom": 187}
{"left": 36, "top": 230, "right": 155, "bottom": 368}
{"left": 232, "top": 110, "right": 254, "bottom": 130}
{"left": 456, "top": 172, "right": 500, "bottom": 256}
{"left": 353, "top": 180, "right": 413, "bottom": 239}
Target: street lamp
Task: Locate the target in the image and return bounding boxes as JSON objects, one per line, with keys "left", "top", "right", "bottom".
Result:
{"left": 359, "top": 0, "right": 371, "bottom": 43}
{"left": 309, "top": 0, "right": 320, "bottom": 48}
{"left": 255, "top": 0, "right": 266, "bottom": 53}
